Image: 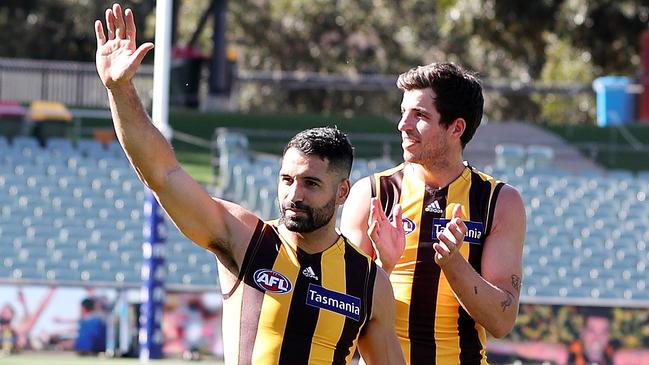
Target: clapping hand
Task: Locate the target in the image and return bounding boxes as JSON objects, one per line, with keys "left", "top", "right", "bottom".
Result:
{"left": 367, "top": 198, "right": 405, "bottom": 273}
{"left": 434, "top": 204, "right": 467, "bottom": 267}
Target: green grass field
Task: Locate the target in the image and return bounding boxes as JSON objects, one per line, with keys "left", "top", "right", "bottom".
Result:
{"left": 0, "top": 352, "right": 224, "bottom": 365}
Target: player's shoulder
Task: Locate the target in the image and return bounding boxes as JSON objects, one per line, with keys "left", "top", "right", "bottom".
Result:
{"left": 342, "top": 235, "right": 375, "bottom": 261}
{"left": 466, "top": 165, "right": 523, "bottom": 199}
{"left": 375, "top": 163, "right": 406, "bottom": 177}
{"left": 371, "top": 266, "right": 395, "bottom": 303}
{"left": 348, "top": 163, "right": 405, "bottom": 197}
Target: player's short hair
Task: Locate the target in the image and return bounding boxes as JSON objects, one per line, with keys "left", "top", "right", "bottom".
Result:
{"left": 397, "top": 62, "right": 484, "bottom": 148}
{"left": 283, "top": 127, "right": 353, "bottom": 178}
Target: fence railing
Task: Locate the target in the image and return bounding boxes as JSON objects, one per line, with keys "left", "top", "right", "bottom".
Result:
{"left": 1, "top": 57, "right": 595, "bottom": 109}
{"left": 0, "top": 57, "right": 154, "bottom": 108}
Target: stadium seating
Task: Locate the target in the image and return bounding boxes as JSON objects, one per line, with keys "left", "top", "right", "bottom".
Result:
{"left": 0, "top": 136, "right": 216, "bottom": 288}
{"left": 484, "top": 161, "right": 649, "bottom": 302}
{"left": 2, "top": 132, "right": 648, "bottom": 305}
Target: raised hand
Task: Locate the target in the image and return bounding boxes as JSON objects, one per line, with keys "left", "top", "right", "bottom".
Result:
{"left": 95, "top": 3, "right": 154, "bottom": 89}
{"left": 434, "top": 204, "right": 467, "bottom": 267}
{"left": 367, "top": 197, "right": 405, "bottom": 273}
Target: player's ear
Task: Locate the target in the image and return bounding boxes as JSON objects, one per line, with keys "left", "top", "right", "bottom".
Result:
{"left": 336, "top": 177, "right": 351, "bottom": 205}
{"left": 450, "top": 118, "right": 466, "bottom": 139}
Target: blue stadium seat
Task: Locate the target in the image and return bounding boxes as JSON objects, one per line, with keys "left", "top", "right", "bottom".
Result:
{"left": 495, "top": 143, "right": 525, "bottom": 169}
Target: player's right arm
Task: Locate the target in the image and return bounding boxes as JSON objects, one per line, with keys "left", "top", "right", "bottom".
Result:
{"left": 95, "top": 4, "right": 257, "bottom": 273}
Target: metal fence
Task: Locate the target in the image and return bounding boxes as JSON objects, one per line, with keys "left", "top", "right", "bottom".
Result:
{"left": 1, "top": 57, "right": 594, "bottom": 108}
{"left": 0, "top": 57, "right": 154, "bottom": 108}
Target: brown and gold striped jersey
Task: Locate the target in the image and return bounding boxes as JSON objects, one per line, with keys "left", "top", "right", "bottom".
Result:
{"left": 219, "top": 220, "right": 378, "bottom": 365}
{"left": 371, "top": 163, "right": 504, "bottom": 365}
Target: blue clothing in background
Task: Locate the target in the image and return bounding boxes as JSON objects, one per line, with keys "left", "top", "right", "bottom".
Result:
{"left": 74, "top": 314, "right": 107, "bottom": 354}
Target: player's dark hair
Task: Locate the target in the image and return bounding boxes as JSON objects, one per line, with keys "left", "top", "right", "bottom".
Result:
{"left": 283, "top": 127, "right": 353, "bottom": 178}
{"left": 397, "top": 62, "right": 484, "bottom": 148}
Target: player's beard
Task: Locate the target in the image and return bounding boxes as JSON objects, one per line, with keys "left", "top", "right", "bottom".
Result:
{"left": 279, "top": 196, "right": 337, "bottom": 233}
{"left": 404, "top": 132, "right": 451, "bottom": 170}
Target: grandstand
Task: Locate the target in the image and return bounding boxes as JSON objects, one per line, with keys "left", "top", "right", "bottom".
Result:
{"left": 215, "top": 125, "right": 649, "bottom": 308}
{"left": 470, "top": 123, "right": 649, "bottom": 306}
{"left": 0, "top": 135, "right": 216, "bottom": 289}
{"left": 1, "top": 122, "right": 648, "bottom": 306}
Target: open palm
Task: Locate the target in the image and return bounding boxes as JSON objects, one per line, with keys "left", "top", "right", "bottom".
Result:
{"left": 95, "top": 3, "right": 153, "bottom": 89}
{"left": 367, "top": 198, "right": 405, "bottom": 273}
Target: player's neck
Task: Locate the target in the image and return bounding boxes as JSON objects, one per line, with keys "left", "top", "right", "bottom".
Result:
{"left": 410, "top": 158, "right": 466, "bottom": 189}
{"left": 278, "top": 221, "right": 340, "bottom": 254}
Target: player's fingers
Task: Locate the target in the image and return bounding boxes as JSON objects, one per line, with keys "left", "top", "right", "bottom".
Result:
{"left": 375, "top": 197, "right": 389, "bottom": 224}
{"left": 113, "top": 3, "right": 126, "bottom": 39}
{"left": 452, "top": 203, "right": 463, "bottom": 219}
{"left": 392, "top": 204, "right": 404, "bottom": 233}
{"left": 368, "top": 197, "right": 378, "bottom": 226}
{"left": 124, "top": 8, "right": 136, "bottom": 41}
{"left": 454, "top": 217, "right": 467, "bottom": 236}
{"left": 433, "top": 242, "right": 451, "bottom": 256}
{"left": 438, "top": 230, "right": 458, "bottom": 252}
{"left": 368, "top": 220, "right": 379, "bottom": 244}
{"left": 105, "top": 8, "right": 116, "bottom": 40}
{"left": 95, "top": 20, "right": 106, "bottom": 46}
{"left": 130, "top": 43, "right": 154, "bottom": 67}
{"left": 445, "top": 220, "right": 463, "bottom": 242}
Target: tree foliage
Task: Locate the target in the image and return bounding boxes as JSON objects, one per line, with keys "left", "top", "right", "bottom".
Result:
{"left": 1, "top": 0, "right": 648, "bottom": 123}
{"left": 0, "top": 0, "right": 154, "bottom": 61}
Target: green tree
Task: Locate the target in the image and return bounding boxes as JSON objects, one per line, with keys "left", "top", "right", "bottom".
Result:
{"left": 0, "top": 0, "right": 154, "bottom": 61}
{"left": 2, "top": 0, "right": 648, "bottom": 123}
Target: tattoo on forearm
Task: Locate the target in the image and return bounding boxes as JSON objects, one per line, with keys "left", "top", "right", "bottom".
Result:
{"left": 474, "top": 286, "right": 478, "bottom": 294}
{"left": 501, "top": 290, "right": 514, "bottom": 312}
{"left": 511, "top": 275, "right": 521, "bottom": 293}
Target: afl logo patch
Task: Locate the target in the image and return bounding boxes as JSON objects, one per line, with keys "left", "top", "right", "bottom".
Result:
{"left": 253, "top": 269, "right": 292, "bottom": 294}
{"left": 402, "top": 218, "right": 416, "bottom": 234}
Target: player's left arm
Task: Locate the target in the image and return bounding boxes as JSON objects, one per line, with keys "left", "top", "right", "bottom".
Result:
{"left": 357, "top": 268, "right": 405, "bottom": 365}
{"left": 439, "top": 185, "right": 525, "bottom": 338}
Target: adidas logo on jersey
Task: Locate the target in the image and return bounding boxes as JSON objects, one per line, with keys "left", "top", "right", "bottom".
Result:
{"left": 425, "top": 200, "right": 443, "bottom": 214}
{"left": 302, "top": 266, "right": 319, "bottom": 280}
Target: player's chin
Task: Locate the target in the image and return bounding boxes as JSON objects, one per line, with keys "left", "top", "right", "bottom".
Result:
{"left": 402, "top": 150, "right": 417, "bottom": 162}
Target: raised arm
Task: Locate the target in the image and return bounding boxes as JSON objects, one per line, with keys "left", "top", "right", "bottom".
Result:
{"left": 435, "top": 185, "right": 526, "bottom": 338}
{"left": 94, "top": 4, "right": 257, "bottom": 273}
{"left": 357, "top": 269, "right": 405, "bottom": 365}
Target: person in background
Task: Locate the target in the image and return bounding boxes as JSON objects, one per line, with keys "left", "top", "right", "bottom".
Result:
{"left": 0, "top": 304, "right": 17, "bottom": 355}
{"left": 0, "top": 286, "right": 56, "bottom": 354}
{"left": 74, "top": 297, "right": 107, "bottom": 356}
{"left": 489, "top": 306, "right": 649, "bottom": 365}
{"left": 182, "top": 296, "right": 205, "bottom": 361}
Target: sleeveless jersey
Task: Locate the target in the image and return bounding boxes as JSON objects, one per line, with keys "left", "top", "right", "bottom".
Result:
{"left": 371, "top": 164, "right": 504, "bottom": 365}
{"left": 220, "top": 220, "right": 378, "bottom": 365}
